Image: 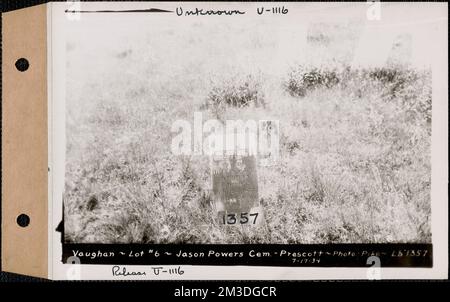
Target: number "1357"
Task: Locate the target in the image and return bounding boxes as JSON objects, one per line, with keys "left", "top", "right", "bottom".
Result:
{"left": 222, "top": 212, "right": 259, "bottom": 225}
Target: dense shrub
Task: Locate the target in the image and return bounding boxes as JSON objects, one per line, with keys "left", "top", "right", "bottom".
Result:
{"left": 284, "top": 64, "right": 431, "bottom": 104}
{"left": 206, "top": 74, "right": 265, "bottom": 109}
{"left": 364, "top": 67, "right": 420, "bottom": 98}
{"left": 285, "top": 66, "right": 340, "bottom": 97}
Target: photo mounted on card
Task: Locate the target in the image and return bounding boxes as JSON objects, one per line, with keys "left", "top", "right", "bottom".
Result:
{"left": 30, "top": 1, "right": 446, "bottom": 280}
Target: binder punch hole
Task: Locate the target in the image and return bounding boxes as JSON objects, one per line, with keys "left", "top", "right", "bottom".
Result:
{"left": 16, "top": 214, "right": 30, "bottom": 228}
{"left": 15, "top": 58, "right": 29, "bottom": 72}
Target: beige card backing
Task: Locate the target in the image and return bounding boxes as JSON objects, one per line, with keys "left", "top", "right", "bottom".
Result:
{"left": 2, "top": 4, "right": 48, "bottom": 279}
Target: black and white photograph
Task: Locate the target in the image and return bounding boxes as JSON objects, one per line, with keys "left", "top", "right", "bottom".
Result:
{"left": 63, "top": 2, "right": 433, "bottom": 244}
{"left": 45, "top": 1, "right": 447, "bottom": 278}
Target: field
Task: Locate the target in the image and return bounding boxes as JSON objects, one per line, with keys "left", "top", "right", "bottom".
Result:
{"left": 64, "top": 17, "right": 432, "bottom": 244}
